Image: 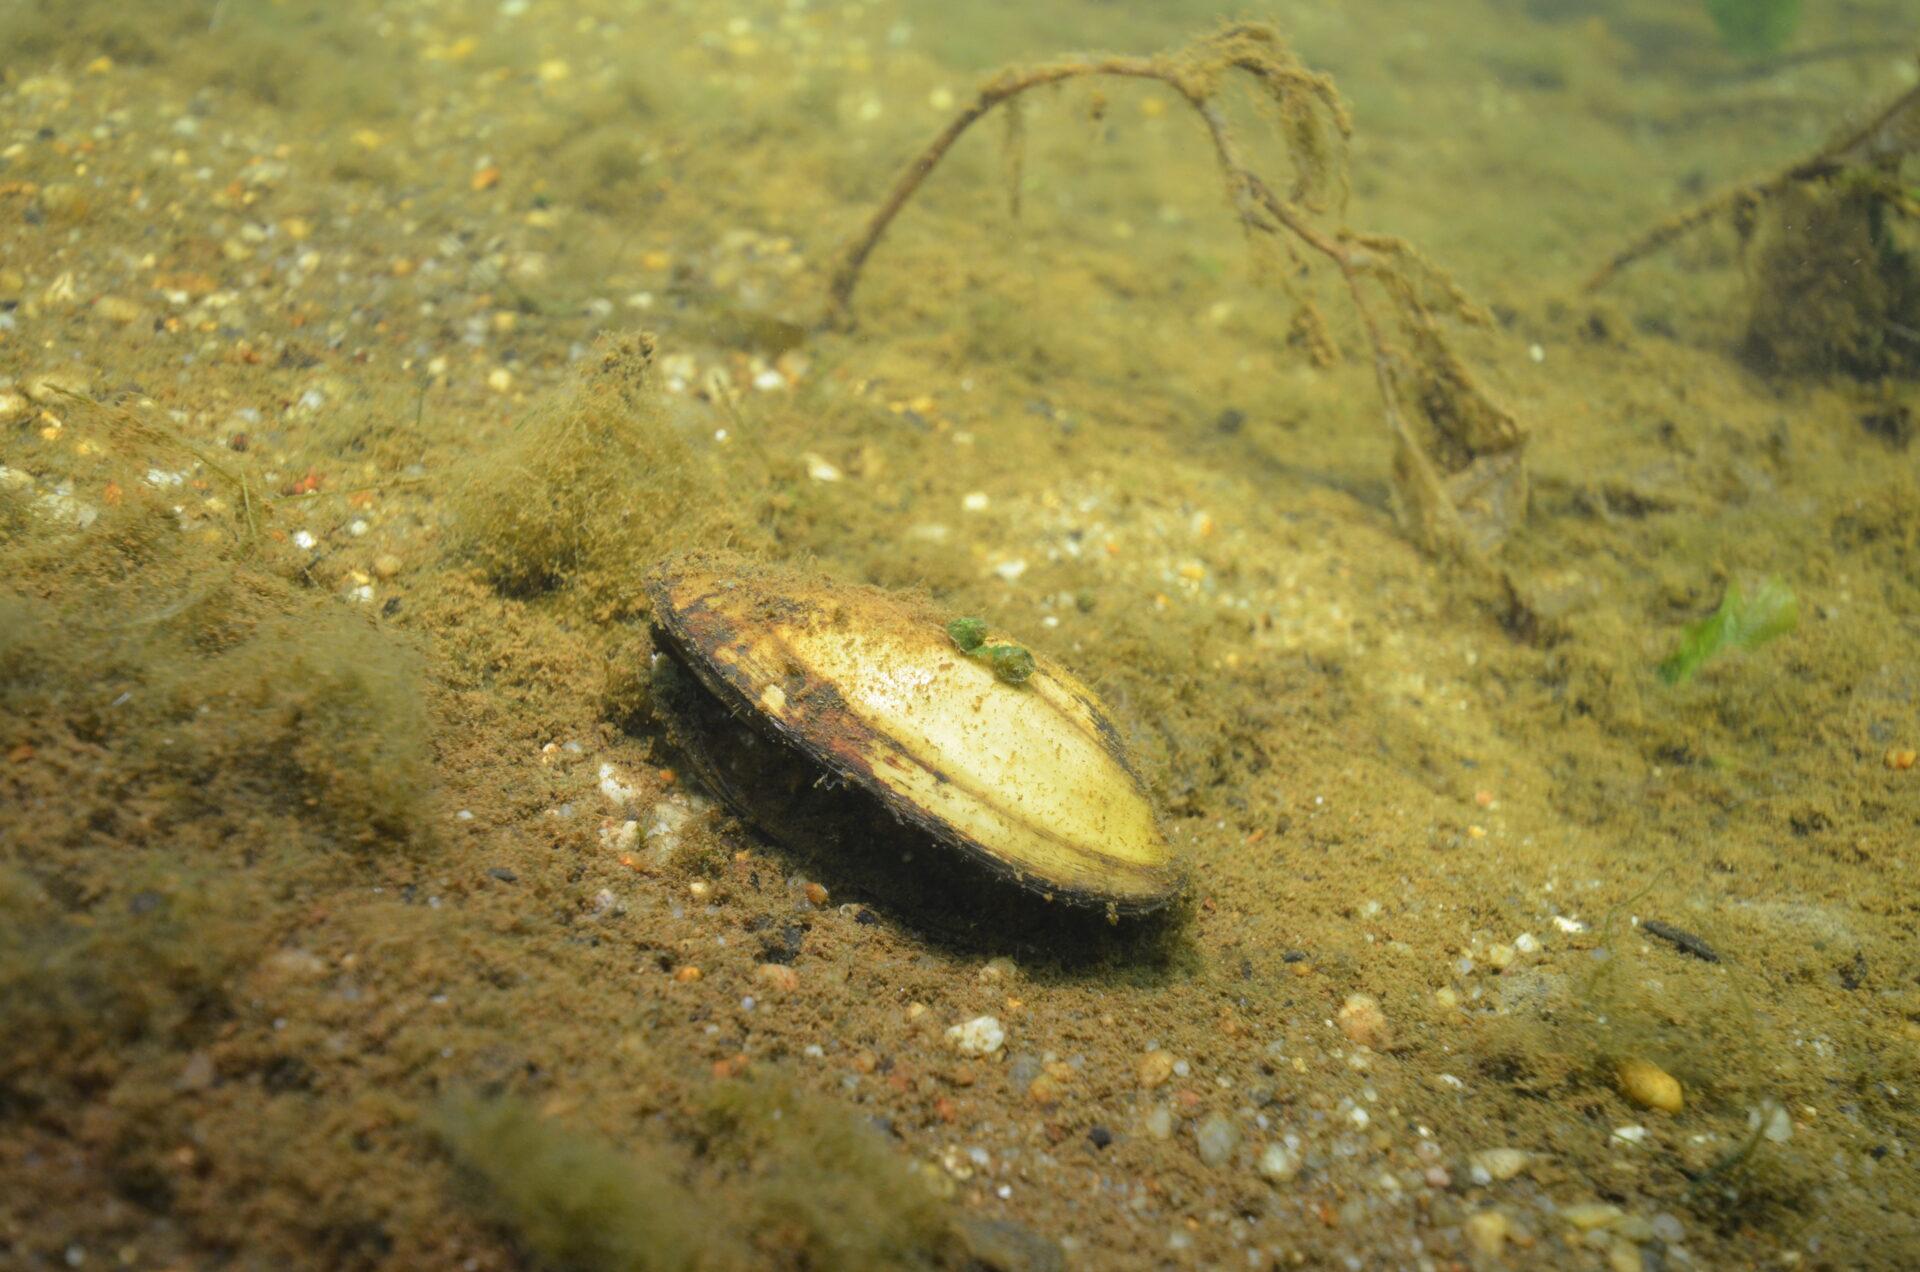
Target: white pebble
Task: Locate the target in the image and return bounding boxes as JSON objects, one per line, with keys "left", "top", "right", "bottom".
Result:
{"left": 1753, "top": 1100, "right": 1793, "bottom": 1144}
{"left": 1258, "top": 1142, "right": 1300, "bottom": 1182}
{"left": 1193, "top": 1112, "right": 1240, "bottom": 1167}
{"left": 1470, "top": 1148, "right": 1530, "bottom": 1181}
{"left": 598, "top": 762, "right": 638, "bottom": 806}
{"left": 946, "top": 1015, "right": 1005, "bottom": 1056}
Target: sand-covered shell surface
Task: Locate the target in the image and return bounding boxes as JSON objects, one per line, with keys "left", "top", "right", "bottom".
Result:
{"left": 643, "top": 552, "right": 1182, "bottom": 914}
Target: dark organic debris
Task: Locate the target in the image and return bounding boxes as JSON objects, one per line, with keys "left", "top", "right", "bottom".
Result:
{"left": 1641, "top": 919, "right": 1720, "bottom": 963}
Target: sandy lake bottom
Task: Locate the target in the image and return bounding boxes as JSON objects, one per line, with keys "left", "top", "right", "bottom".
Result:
{"left": 3, "top": 1, "right": 1920, "bottom": 1268}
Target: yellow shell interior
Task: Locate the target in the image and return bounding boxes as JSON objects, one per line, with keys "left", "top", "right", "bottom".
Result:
{"left": 648, "top": 556, "right": 1180, "bottom": 910}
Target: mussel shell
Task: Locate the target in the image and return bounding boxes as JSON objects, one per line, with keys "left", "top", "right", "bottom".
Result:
{"left": 643, "top": 553, "right": 1182, "bottom": 913}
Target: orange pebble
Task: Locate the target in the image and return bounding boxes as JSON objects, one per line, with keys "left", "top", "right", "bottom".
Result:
{"left": 1886, "top": 748, "right": 1917, "bottom": 772}
{"left": 673, "top": 965, "right": 702, "bottom": 983}
{"left": 803, "top": 881, "right": 829, "bottom": 905}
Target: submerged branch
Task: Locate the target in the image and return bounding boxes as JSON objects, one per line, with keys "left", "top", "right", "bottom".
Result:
{"left": 823, "top": 23, "right": 1526, "bottom": 556}
{"left": 1587, "top": 78, "right": 1920, "bottom": 291}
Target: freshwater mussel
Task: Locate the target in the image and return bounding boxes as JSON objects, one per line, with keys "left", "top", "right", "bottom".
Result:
{"left": 644, "top": 552, "right": 1182, "bottom": 920}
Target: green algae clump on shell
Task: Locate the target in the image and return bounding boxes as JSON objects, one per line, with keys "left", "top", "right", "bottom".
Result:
{"left": 645, "top": 552, "right": 1182, "bottom": 913}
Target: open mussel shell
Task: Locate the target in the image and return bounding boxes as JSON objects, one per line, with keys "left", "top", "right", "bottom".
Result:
{"left": 643, "top": 552, "right": 1182, "bottom": 914}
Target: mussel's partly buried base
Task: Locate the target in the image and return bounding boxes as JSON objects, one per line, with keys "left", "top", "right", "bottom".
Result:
{"left": 647, "top": 642, "right": 1186, "bottom": 959}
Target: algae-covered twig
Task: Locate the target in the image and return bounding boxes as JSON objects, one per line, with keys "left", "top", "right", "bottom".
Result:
{"left": 826, "top": 23, "right": 1528, "bottom": 557}
{"left": 1587, "top": 77, "right": 1920, "bottom": 292}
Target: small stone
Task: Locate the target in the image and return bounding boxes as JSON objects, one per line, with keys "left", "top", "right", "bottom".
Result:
{"left": 673, "top": 965, "right": 701, "bottom": 982}
{"left": 1485, "top": 943, "right": 1515, "bottom": 971}
{"left": 1142, "top": 1104, "right": 1174, "bottom": 1140}
{"left": 487, "top": 367, "right": 514, "bottom": 393}
{"left": 1258, "top": 1142, "right": 1301, "bottom": 1182}
{"left": 851, "top": 1049, "right": 879, "bottom": 1074}
{"left": 1754, "top": 1099, "right": 1793, "bottom": 1144}
{"left": 1088, "top": 1125, "right": 1113, "bottom": 1150}
{"left": 1562, "top": 1202, "right": 1624, "bottom": 1232}
{"left": 0, "top": 389, "right": 29, "bottom": 426}
{"left": 950, "top": 1214, "right": 1064, "bottom": 1272}
{"left": 175, "top": 1051, "right": 216, "bottom": 1091}
{"left": 371, "top": 553, "right": 403, "bottom": 579}
{"left": 92, "top": 295, "right": 144, "bottom": 325}
{"left": 1027, "top": 1074, "right": 1062, "bottom": 1107}
{"left": 802, "top": 881, "right": 829, "bottom": 905}
{"left": 1606, "top": 1238, "right": 1641, "bottom": 1272}
{"left": 1613, "top": 1215, "right": 1655, "bottom": 1243}
{"left": 754, "top": 963, "right": 799, "bottom": 994}
{"left": 1336, "top": 993, "right": 1392, "bottom": 1049}
{"left": 1650, "top": 1213, "right": 1686, "bottom": 1244}
{"left": 1136, "top": 1049, "right": 1176, "bottom": 1089}
{"left": 1470, "top": 1148, "right": 1531, "bottom": 1182}
{"left": 1193, "top": 1112, "right": 1240, "bottom": 1167}
{"left": 1464, "top": 1209, "right": 1511, "bottom": 1257}
{"left": 947, "top": 1015, "right": 1005, "bottom": 1057}
{"left": 263, "top": 948, "right": 328, "bottom": 980}
{"left": 978, "top": 955, "right": 1018, "bottom": 982}
{"left": 1615, "top": 1057, "right": 1683, "bottom": 1113}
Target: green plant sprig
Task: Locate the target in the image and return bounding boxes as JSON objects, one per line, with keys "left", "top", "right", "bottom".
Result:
{"left": 1657, "top": 577, "right": 1798, "bottom": 685}
{"left": 946, "top": 616, "right": 1036, "bottom": 685}
{"left": 1705, "top": 0, "right": 1803, "bottom": 58}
